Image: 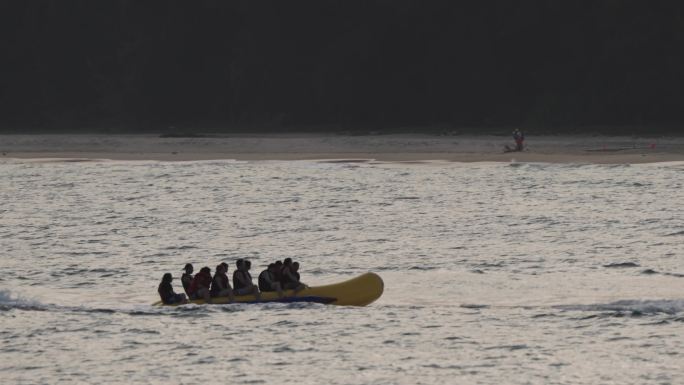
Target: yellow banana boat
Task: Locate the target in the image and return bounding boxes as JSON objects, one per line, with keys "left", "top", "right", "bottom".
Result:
{"left": 152, "top": 272, "right": 384, "bottom": 307}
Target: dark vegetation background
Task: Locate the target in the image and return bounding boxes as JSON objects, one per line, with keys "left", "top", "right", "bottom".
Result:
{"left": 1, "top": 1, "right": 683, "bottom": 134}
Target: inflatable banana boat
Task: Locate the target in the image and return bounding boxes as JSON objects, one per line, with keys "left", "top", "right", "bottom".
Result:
{"left": 152, "top": 272, "right": 384, "bottom": 307}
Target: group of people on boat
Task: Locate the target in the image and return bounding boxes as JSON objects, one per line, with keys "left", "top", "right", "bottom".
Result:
{"left": 158, "top": 258, "right": 307, "bottom": 305}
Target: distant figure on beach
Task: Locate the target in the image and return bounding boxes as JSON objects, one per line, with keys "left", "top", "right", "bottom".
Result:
{"left": 258, "top": 263, "right": 284, "bottom": 297}
{"left": 210, "top": 263, "right": 234, "bottom": 301}
{"left": 188, "top": 266, "right": 212, "bottom": 301}
{"left": 233, "top": 259, "right": 261, "bottom": 299}
{"left": 181, "top": 263, "right": 194, "bottom": 297}
{"left": 513, "top": 129, "right": 525, "bottom": 151}
{"left": 504, "top": 129, "right": 525, "bottom": 152}
{"left": 158, "top": 273, "right": 188, "bottom": 304}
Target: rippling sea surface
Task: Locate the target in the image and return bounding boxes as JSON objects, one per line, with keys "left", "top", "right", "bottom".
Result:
{"left": 1, "top": 159, "right": 683, "bottom": 384}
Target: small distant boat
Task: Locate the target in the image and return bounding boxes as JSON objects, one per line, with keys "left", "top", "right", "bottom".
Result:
{"left": 152, "top": 272, "right": 384, "bottom": 307}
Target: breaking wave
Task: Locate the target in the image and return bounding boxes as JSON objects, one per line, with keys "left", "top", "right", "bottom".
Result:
{"left": 556, "top": 299, "right": 684, "bottom": 315}
{"left": 0, "top": 289, "right": 47, "bottom": 312}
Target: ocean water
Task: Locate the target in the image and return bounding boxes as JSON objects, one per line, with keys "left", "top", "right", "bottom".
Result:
{"left": 1, "top": 159, "right": 683, "bottom": 384}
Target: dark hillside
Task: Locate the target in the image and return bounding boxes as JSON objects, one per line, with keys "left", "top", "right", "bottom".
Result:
{"left": 1, "top": 1, "right": 683, "bottom": 134}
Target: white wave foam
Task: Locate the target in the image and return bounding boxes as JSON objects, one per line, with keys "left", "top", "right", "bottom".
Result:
{"left": 0, "top": 289, "right": 46, "bottom": 311}
{"left": 558, "top": 299, "right": 684, "bottom": 315}
{"left": 0, "top": 290, "right": 150, "bottom": 315}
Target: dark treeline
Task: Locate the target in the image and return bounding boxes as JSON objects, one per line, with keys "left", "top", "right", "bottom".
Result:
{"left": 1, "top": 1, "right": 684, "bottom": 134}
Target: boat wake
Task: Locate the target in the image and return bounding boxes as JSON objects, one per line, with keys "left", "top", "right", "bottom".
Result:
{"left": 0, "top": 289, "right": 124, "bottom": 314}
{"left": 0, "top": 289, "right": 326, "bottom": 316}
{"left": 0, "top": 289, "right": 47, "bottom": 312}
{"left": 555, "top": 299, "right": 684, "bottom": 316}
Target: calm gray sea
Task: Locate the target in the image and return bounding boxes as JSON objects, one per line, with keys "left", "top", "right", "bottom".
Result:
{"left": 1, "top": 159, "right": 683, "bottom": 384}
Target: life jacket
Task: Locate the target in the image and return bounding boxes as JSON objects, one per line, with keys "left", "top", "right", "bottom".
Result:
{"left": 210, "top": 273, "right": 229, "bottom": 296}
{"left": 189, "top": 271, "right": 211, "bottom": 294}
{"left": 258, "top": 270, "right": 275, "bottom": 291}
{"left": 233, "top": 270, "right": 251, "bottom": 290}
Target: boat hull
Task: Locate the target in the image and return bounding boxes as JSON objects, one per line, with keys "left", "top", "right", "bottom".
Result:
{"left": 152, "top": 272, "right": 384, "bottom": 307}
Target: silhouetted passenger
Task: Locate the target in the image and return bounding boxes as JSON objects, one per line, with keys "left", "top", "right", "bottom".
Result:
{"left": 280, "top": 258, "right": 293, "bottom": 285}
{"left": 292, "top": 262, "right": 303, "bottom": 283}
{"left": 273, "top": 260, "right": 284, "bottom": 283}
{"left": 232, "top": 259, "right": 244, "bottom": 289}
{"left": 181, "top": 263, "right": 194, "bottom": 297}
{"left": 258, "top": 263, "right": 284, "bottom": 297}
{"left": 210, "top": 263, "right": 234, "bottom": 301}
{"left": 158, "top": 273, "right": 187, "bottom": 304}
{"left": 188, "top": 266, "right": 212, "bottom": 301}
{"left": 220, "top": 261, "right": 229, "bottom": 274}
{"left": 233, "top": 259, "right": 260, "bottom": 300}
{"left": 282, "top": 260, "right": 306, "bottom": 292}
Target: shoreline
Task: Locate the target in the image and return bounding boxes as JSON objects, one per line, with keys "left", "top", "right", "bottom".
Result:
{"left": 1, "top": 133, "right": 684, "bottom": 164}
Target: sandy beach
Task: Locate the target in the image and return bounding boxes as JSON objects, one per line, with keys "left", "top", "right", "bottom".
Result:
{"left": 1, "top": 133, "right": 684, "bottom": 163}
